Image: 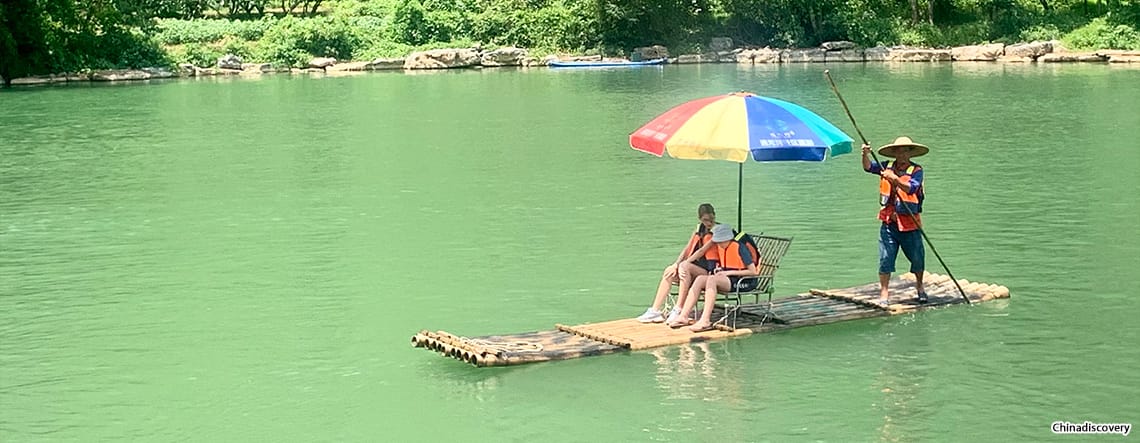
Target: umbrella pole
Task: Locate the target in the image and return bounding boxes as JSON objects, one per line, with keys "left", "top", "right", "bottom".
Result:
{"left": 737, "top": 162, "right": 743, "bottom": 232}
{"left": 824, "top": 70, "right": 970, "bottom": 305}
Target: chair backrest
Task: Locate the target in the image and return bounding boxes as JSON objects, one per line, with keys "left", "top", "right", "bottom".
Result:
{"left": 747, "top": 234, "right": 793, "bottom": 293}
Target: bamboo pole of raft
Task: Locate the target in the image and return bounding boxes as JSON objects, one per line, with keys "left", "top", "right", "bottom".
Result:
{"left": 630, "top": 329, "right": 754, "bottom": 350}
{"left": 556, "top": 324, "right": 633, "bottom": 348}
{"left": 601, "top": 322, "right": 658, "bottom": 335}
{"left": 428, "top": 331, "right": 500, "bottom": 358}
{"left": 778, "top": 302, "right": 872, "bottom": 317}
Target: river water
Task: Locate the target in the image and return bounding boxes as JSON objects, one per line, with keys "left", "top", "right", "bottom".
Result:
{"left": 2, "top": 63, "right": 1138, "bottom": 441}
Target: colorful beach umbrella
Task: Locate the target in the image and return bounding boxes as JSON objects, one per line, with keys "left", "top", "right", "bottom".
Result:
{"left": 629, "top": 92, "right": 854, "bottom": 230}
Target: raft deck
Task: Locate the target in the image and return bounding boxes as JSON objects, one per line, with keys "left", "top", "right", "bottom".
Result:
{"left": 411, "top": 272, "right": 1009, "bottom": 367}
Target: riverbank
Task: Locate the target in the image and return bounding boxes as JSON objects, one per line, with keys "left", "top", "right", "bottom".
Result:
{"left": 5, "top": 40, "right": 1139, "bottom": 87}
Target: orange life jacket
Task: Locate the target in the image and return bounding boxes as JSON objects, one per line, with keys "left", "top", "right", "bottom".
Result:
{"left": 879, "top": 161, "right": 924, "bottom": 214}
{"left": 716, "top": 234, "right": 758, "bottom": 271}
{"left": 683, "top": 225, "right": 720, "bottom": 262}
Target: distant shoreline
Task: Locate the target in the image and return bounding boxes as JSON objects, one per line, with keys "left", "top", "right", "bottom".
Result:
{"left": 5, "top": 42, "right": 1138, "bottom": 88}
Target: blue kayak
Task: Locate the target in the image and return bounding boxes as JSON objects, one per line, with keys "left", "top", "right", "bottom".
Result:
{"left": 548, "top": 58, "right": 667, "bottom": 68}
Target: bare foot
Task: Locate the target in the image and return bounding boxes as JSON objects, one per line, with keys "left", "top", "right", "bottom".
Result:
{"left": 667, "top": 318, "right": 693, "bottom": 329}
{"left": 688, "top": 322, "right": 715, "bottom": 333}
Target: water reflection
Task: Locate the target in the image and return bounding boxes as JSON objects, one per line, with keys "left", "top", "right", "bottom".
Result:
{"left": 651, "top": 343, "right": 721, "bottom": 401}
{"left": 873, "top": 316, "right": 934, "bottom": 442}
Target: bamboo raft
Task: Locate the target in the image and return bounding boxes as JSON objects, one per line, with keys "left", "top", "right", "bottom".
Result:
{"left": 411, "top": 272, "right": 1009, "bottom": 367}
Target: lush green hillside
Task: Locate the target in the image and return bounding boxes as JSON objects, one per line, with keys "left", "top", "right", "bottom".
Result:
{"left": 2, "top": 0, "right": 1138, "bottom": 80}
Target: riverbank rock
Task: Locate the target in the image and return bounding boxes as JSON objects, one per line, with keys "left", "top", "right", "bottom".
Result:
{"left": 91, "top": 69, "right": 159, "bottom": 81}
{"left": 240, "top": 63, "right": 273, "bottom": 73}
{"left": 674, "top": 54, "right": 702, "bottom": 64}
{"left": 10, "top": 75, "right": 58, "bottom": 85}
{"left": 217, "top": 54, "right": 243, "bottom": 70}
{"left": 782, "top": 48, "right": 827, "bottom": 62}
{"left": 951, "top": 43, "right": 1005, "bottom": 61}
{"left": 821, "top": 41, "right": 856, "bottom": 51}
{"left": 1039, "top": 53, "right": 1108, "bottom": 62}
{"left": 326, "top": 61, "right": 368, "bottom": 72}
{"left": 888, "top": 48, "right": 951, "bottom": 61}
{"left": 481, "top": 47, "right": 528, "bottom": 66}
{"left": 309, "top": 57, "right": 337, "bottom": 69}
{"left": 737, "top": 48, "right": 781, "bottom": 63}
{"left": 865, "top": 46, "right": 890, "bottom": 61}
{"left": 997, "top": 55, "right": 1034, "bottom": 62}
{"left": 366, "top": 58, "right": 405, "bottom": 70}
{"left": 1105, "top": 51, "right": 1140, "bottom": 63}
{"left": 826, "top": 49, "right": 865, "bottom": 62}
{"left": 1005, "top": 41, "right": 1052, "bottom": 59}
{"left": 142, "top": 67, "right": 176, "bottom": 79}
{"left": 195, "top": 68, "right": 242, "bottom": 76}
{"left": 633, "top": 45, "right": 669, "bottom": 60}
{"left": 404, "top": 48, "right": 480, "bottom": 69}
{"left": 709, "top": 37, "right": 734, "bottom": 52}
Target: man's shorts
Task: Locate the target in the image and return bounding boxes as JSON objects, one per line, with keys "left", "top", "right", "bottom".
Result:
{"left": 728, "top": 276, "right": 759, "bottom": 292}
{"left": 879, "top": 222, "right": 925, "bottom": 274}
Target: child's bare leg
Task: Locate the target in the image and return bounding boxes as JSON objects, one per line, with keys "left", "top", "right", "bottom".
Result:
{"left": 690, "top": 275, "right": 733, "bottom": 331}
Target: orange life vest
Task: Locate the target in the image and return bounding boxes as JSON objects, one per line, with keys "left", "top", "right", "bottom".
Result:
{"left": 683, "top": 225, "right": 720, "bottom": 262}
{"left": 716, "top": 234, "right": 758, "bottom": 271}
{"left": 879, "top": 160, "right": 924, "bottom": 214}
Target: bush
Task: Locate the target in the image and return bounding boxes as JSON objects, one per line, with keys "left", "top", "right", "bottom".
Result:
{"left": 391, "top": 0, "right": 429, "bottom": 45}
{"left": 1020, "top": 23, "right": 1063, "bottom": 42}
{"left": 221, "top": 38, "right": 256, "bottom": 60}
{"left": 1063, "top": 17, "right": 1140, "bottom": 50}
{"left": 170, "top": 42, "right": 224, "bottom": 66}
{"left": 89, "top": 29, "right": 172, "bottom": 69}
{"left": 152, "top": 18, "right": 275, "bottom": 45}
{"left": 250, "top": 16, "right": 361, "bottom": 66}
{"left": 354, "top": 40, "right": 414, "bottom": 60}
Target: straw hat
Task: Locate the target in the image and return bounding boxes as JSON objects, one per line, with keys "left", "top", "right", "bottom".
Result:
{"left": 878, "top": 136, "right": 929, "bottom": 158}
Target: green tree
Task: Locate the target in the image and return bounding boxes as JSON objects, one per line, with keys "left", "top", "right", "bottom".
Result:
{"left": 392, "top": 0, "right": 429, "bottom": 45}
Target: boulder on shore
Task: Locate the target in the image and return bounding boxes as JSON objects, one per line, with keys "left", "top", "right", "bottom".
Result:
{"left": 480, "top": 47, "right": 528, "bottom": 66}
{"left": 825, "top": 49, "right": 865, "bottom": 62}
{"left": 403, "top": 48, "right": 481, "bottom": 69}
{"left": 888, "top": 48, "right": 951, "bottom": 62}
{"left": 782, "top": 48, "right": 827, "bottom": 63}
{"left": 217, "top": 54, "right": 243, "bottom": 70}
{"left": 367, "top": 58, "right": 406, "bottom": 70}
{"left": 309, "top": 57, "right": 337, "bottom": 69}
{"left": 951, "top": 43, "right": 1005, "bottom": 61}
{"left": 821, "top": 41, "right": 856, "bottom": 51}
{"left": 737, "top": 48, "right": 780, "bottom": 64}
{"left": 633, "top": 45, "right": 669, "bottom": 60}
{"left": 1004, "top": 41, "right": 1053, "bottom": 59}
{"left": 91, "top": 69, "right": 159, "bottom": 81}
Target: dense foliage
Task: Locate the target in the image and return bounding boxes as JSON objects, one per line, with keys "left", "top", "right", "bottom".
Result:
{"left": 3, "top": 0, "right": 1138, "bottom": 83}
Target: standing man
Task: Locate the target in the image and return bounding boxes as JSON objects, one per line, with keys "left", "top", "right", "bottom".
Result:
{"left": 862, "top": 137, "right": 929, "bottom": 307}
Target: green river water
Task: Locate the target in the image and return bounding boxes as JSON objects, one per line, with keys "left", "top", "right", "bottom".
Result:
{"left": 2, "top": 63, "right": 1139, "bottom": 441}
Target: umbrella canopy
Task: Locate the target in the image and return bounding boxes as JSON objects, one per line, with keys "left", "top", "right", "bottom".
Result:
{"left": 629, "top": 92, "right": 854, "bottom": 229}
{"left": 631, "top": 92, "right": 853, "bottom": 161}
